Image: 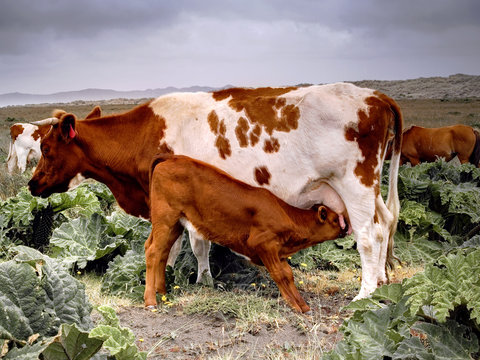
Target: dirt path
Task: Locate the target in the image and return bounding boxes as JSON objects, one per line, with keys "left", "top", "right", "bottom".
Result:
{"left": 115, "top": 291, "right": 352, "bottom": 359}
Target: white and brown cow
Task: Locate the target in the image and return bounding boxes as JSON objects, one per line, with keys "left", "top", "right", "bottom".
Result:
{"left": 6, "top": 106, "right": 102, "bottom": 174}
{"left": 7, "top": 123, "right": 50, "bottom": 173}
{"left": 28, "top": 83, "right": 403, "bottom": 300}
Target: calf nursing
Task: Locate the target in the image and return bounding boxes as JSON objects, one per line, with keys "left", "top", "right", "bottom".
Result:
{"left": 145, "top": 155, "right": 347, "bottom": 313}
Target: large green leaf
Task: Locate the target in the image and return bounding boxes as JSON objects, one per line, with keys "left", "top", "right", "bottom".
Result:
{"left": 0, "top": 246, "right": 93, "bottom": 344}
{"left": 101, "top": 250, "right": 146, "bottom": 301}
{"left": 404, "top": 249, "right": 480, "bottom": 325}
{"left": 107, "top": 210, "right": 151, "bottom": 254}
{"left": 326, "top": 296, "right": 416, "bottom": 360}
{"left": 49, "top": 213, "right": 127, "bottom": 269}
{"left": 41, "top": 323, "right": 103, "bottom": 360}
{"left": 89, "top": 306, "right": 146, "bottom": 360}
{"left": 48, "top": 186, "right": 102, "bottom": 217}
{"left": 0, "top": 187, "right": 48, "bottom": 228}
{"left": 399, "top": 321, "right": 479, "bottom": 360}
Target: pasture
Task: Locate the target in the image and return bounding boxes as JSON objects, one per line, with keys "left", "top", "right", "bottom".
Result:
{"left": 0, "top": 97, "right": 479, "bottom": 359}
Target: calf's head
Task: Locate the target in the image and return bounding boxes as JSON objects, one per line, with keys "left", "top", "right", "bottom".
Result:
{"left": 28, "top": 113, "right": 83, "bottom": 198}
{"left": 312, "top": 205, "right": 348, "bottom": 241}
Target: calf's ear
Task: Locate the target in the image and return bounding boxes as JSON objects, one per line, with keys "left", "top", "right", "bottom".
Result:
{"left": 59, "top": 114, "right": 77, "bottom": 143}
{"left": 317, "top": 205, "right": 328, "bottom": 223}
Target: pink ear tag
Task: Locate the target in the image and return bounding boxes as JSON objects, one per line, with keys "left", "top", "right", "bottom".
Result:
{"left": 69, "top": 124, "right": 76, "bottom": 139}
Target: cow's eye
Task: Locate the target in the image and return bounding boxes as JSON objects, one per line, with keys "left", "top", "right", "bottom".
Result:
{"left": 42, "top": 146, "right": 50, "bottom": 155}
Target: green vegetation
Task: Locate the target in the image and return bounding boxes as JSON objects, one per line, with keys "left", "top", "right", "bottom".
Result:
{"left": 323, "top": 248, "right": 480, "bottom": 359}
{"left": 1, "top": 141, "right": 480, "bottom": 357}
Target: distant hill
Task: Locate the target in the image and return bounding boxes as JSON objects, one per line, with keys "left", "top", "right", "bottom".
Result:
{"left": 1, "top": 74, "right": 479, "bottom": 107}
{"left": 349, "top": 74, "right": 480, "bottom": 99}
{"left": 0, "top": 86, "right": 224, "bottom": 107}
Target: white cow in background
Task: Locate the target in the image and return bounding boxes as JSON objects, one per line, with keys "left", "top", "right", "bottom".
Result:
{"left": 6, "top": 106, "right": 101, "bottom": 174}
{"left": 7, "top": 123, "right": 50, "bottom": 174}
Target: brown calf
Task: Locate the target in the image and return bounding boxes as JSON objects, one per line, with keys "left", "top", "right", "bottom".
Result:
{"left": 145, "top": 155, "right": 346, "bottom": 313}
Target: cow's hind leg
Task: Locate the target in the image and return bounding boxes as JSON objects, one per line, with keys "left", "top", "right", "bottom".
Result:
{"left": 190, "top": 233, "right": 212, "bottom": 285}
{"left": 166, "top": 234, "right": 184, "bottom": 269}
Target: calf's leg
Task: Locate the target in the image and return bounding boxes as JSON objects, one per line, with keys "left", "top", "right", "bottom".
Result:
{"left": 251, "top": 235, "right": 310, "bottom": 313}
{"left": 144, "top": 220, "right": 183, "bottom": 308}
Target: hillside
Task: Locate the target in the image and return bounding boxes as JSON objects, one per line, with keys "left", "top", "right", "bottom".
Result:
{"left": 350, "top": 73, "right": 480, "bottom": 99}
{"left": 0, "top": 74, "right": 479, "bottom": 107}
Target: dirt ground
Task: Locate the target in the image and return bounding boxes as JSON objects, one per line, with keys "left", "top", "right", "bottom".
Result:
{"left": 114, "top": 290, "right": 352, "bottom": 359}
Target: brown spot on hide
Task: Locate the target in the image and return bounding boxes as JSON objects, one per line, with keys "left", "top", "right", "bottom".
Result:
{"left": 208, "top": 110, "right": 219, "bottom": 133}
{"left": 249, "top": 125, "right": 261, "bottom": 146}
{"left": 10, "top": 124, "right": 24, "bottom": 141}
{"left": 254, "top": 166, "right": 271, "bottom": 185}
{"left": 345, "top": 95, "right": 394, "bottom": 188}
{"left": 263, "top": 137, "right": 280, "bottom": 153}
{"left": 212, "top": 87, "right": 300, "bottom": 153}
{"left": 235, "top": 117, "right": 249, "bottom": 147}
{"left": 208, "top": 110, "right": 231, "bottom": 159}
{"left": 32, "top": 124, "right": 52, "bottom": 141}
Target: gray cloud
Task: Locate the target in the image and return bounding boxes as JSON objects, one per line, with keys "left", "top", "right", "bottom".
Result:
{"left": 0, "top": 0, "right": 479, "bottom": 94}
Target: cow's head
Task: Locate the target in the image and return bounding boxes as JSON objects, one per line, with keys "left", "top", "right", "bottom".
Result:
{"left": 28, "top": 113, "right": 84, "bottom": 198}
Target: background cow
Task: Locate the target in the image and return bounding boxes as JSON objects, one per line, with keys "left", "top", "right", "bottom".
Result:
{"left": 7, "top": 123, "right": 51, "bottom": 174}
{"left": 6, "top": 106, "right": 101, "bottom": 174}
{"left": 28, "top": 83, "right": 403, "bottom": 300}
{"left": 401, "top": 125, "right": 480, "bottom": 166}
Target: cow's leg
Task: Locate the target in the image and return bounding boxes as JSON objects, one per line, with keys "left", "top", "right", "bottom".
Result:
{"left": 6, "top": 142, "right": 17, "bottom": 174}
{"left": 375, "top": 195, "right": 398, "bottom": 285}
{"left": 189, "top": 233, "right": 212, "bottom": 284}
{"left": 166, "top": 234, "right": 184, "bottom": 269}
{"left": 15, "top": 144, "right": 28, "bottom": 173}
{"left": 353, "top": 222, "right": 382, "bottom": 300}
{"left": 330, "top": 182, "right": 384, "bottom": 300}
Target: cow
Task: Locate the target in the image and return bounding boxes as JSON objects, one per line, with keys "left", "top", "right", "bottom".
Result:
{"left": 146, "top": 154, "right": 347, "bottom": 312}
{"left": 7, "top": 123, "right": 51, "bottom": 173}
{"left": 6, "top": 106, "right": 101, "bottom": 174}
{"left": 400, "top": 125, "right": 480, "bottom": 166}
{"left": 28, "top": 83, "right": 403, "bottom": 300}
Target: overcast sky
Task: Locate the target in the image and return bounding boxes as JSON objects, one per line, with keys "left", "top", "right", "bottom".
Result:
{"left": 1, "top": 0, "right": 479, "bottom": 94}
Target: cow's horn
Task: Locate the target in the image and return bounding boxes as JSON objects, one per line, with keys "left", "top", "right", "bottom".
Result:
{"left": 32, "top": 117, "right": 60, "bottom": 125}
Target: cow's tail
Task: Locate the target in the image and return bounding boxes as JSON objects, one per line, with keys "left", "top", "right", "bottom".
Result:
{"left": 384, "top": 97, "right": 403, "bottom": 272}
{"left": 469, "top": 129, "right": 480, "bottom": 167}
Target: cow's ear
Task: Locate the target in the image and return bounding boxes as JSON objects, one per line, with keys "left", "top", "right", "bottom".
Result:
{"left": 59, "top": 114, "right": 77, "bottom": 143}
{"left": 86, "top": 105, "right": 101, "bottom": 119}
{"left": 317, "top": 205, "right": 328, "bottom": 223}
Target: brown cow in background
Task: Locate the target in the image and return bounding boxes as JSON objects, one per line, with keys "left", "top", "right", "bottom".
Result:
{"left": 387, "top": 124, "right": 480, "bottom": 166}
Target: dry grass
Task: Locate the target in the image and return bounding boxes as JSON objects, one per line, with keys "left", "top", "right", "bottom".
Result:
{"left": 397, "top": 98, "right": 480, "bottom": 128}
{"left": 79, "top": 273, "right": 137, "bottom": 309}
